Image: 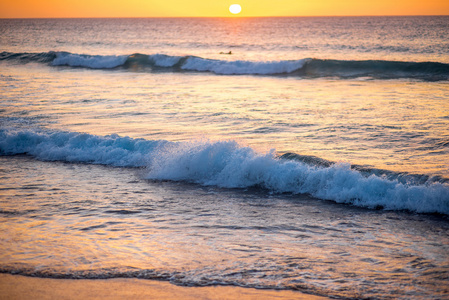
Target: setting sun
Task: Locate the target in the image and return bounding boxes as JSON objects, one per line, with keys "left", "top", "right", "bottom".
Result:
{"left": 229, "top": 4, "right": 242, "bottom": 14}
{"left": 0, "top": 0, "right": 448, "bottom": 17}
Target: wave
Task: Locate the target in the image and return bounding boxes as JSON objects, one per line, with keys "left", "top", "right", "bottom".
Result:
{"left": 1, "top": 51, "right": 448, "bottom": 80}
{"left": 1, "top": 128, "right": 448, "bottom": 215}
{"left": 0, "top": 128, "right": 168, "bottom": 167}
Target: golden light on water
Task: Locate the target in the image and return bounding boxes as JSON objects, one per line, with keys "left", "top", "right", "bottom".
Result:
{"left": 229, "top": 4, "right": 242, "bottom": 14}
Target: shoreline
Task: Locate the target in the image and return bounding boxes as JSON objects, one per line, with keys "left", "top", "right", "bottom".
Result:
{"left": 0, "top": 273, "right": 329, "bottom": 300}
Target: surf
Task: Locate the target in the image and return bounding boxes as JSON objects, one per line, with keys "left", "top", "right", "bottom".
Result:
{"left": 1, "top": 128, "right": 448, "bottom": 215}
{"left": 1, "top": 51, "right": 448, "bottom": 81}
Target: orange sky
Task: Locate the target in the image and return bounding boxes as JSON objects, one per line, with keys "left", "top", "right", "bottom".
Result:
{"left": 1, "top": 0, "right": 449, "bottom": 18}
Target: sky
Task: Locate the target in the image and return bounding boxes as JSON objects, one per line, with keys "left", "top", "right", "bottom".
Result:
{"left": 1, "top": 0, "right": 449, "bottom": 18}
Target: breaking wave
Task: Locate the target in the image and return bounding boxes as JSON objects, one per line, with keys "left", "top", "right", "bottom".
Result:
{"left": 1, "top": 51, "right": 448, "bottom": 80}
{"left": 1, "top": 128, "right": 448, "bottom": 215}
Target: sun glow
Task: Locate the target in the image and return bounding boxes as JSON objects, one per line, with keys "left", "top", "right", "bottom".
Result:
{"left": 229, "top": 4, "right": 242, "bottom": 14}
{"left": 0, "top": 0, "right": 448, "bottom": 18}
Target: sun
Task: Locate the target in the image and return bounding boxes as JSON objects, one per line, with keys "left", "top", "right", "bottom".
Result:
{"left": 229, "top": 4, "right": 242, "bottom": 14}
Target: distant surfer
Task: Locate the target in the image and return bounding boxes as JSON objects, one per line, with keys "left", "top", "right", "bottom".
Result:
{"left": 220, "top": 51, "right": 232, "bottom": 55}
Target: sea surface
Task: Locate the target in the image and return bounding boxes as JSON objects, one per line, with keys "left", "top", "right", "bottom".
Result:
{"left": 1, "top": 17, "right": 449, "bottom": 299}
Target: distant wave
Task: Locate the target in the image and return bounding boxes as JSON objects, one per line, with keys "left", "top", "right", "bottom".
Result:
{"left": 1, "top": 51, "right": 449, "bottom": 80}
{"left": 1, "top": 128, "right": 448, "bottom": 215}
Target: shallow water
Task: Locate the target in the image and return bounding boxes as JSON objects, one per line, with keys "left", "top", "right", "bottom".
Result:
{"left": 1, "top": 17, "right": 449, "bottom": 299}
{"left": 1, "top": 156, "right": 448, "bottom": 299}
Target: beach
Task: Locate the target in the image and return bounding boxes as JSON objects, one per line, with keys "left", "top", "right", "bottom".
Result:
{"left": 0, "top": 274, "right": 327, "bottom": 300}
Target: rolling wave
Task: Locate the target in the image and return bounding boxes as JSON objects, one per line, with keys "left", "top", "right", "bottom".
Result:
{"left": 1, "top": 128, "right": 448, "bottom": 215}
{"left": 1, "top": 51, "right": 448, "bottom": 80}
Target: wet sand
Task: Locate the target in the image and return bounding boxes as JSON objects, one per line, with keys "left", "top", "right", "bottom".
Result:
{"left": 0, "top": 273, "right": 328, "bottom": 300}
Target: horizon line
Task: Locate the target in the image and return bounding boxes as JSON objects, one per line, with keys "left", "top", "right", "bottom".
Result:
{"left": 1, "top": 14, "right": 449, "bottom": 19}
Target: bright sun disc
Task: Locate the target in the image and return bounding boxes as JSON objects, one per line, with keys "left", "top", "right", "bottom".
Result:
{"left": 229, "top": 4, "right": 242, "bottom": 14}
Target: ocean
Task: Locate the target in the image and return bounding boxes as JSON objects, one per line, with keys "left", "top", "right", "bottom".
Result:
{"left": 0, "top": 16, "right": 448, "bottom": 299}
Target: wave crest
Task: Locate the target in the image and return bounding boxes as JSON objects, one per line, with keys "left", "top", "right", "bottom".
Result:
{"left": 2, "top": 128, "right": 447, "bottom": 215}
{"left": 52, "top": 52, "right": 128, "bottom": 69}
{"left": 147, "top": 140, "right": 449, "bottom": 214}
{"left": 0, "top": 128, "right": 168, "bottom": 167}
{"left": 1, "top": 51, "right": 448, "bottom": 80}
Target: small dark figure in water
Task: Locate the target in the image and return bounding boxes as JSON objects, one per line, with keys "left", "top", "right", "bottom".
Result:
{"left": 220, "top": 51, "right": 232, "bottom": 55}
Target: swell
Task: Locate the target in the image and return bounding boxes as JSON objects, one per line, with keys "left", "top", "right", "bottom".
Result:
{"left": 1, "top": 128, "right": 448, "bottom": 215}
{"left": 1, "top": 51, "right": 448, "bottom": 80}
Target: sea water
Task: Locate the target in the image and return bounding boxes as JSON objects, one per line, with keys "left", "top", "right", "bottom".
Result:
{"left": 1, "top": 17, "right": 449, "bottom": 299}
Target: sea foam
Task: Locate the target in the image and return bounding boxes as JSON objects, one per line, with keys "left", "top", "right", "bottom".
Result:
{"left": 181, "top": 57, "right": 309, "bottom": 75}
{"left": 1, "top": 128, "right": 448, "bottom": 215}
{"left": 147, "top": 140, "right": 449, "bottom": 214}
{"left": 52, "top": 52, "right": 128, "bottom": 69}
{"left": 0, "top": 128, "right": 166, "bottom": 167}
{"left": 1, "top": 51, "right": 448, "bottom": 80}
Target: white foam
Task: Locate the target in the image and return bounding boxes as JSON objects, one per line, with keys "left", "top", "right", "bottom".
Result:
{"left": 146, "top": 140, "right": 449, "bottom": 215}
{"left": 52, "top": 52, "right": 127, "bottom": 69}
{"left": 181, "top": 57, "right": 309, "bottom": 75}
{"left": 0, "top": 129, "right": 167, "bottom": 167}
{"left": 1, "top": 129, "right": 448, "bottom": 214}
